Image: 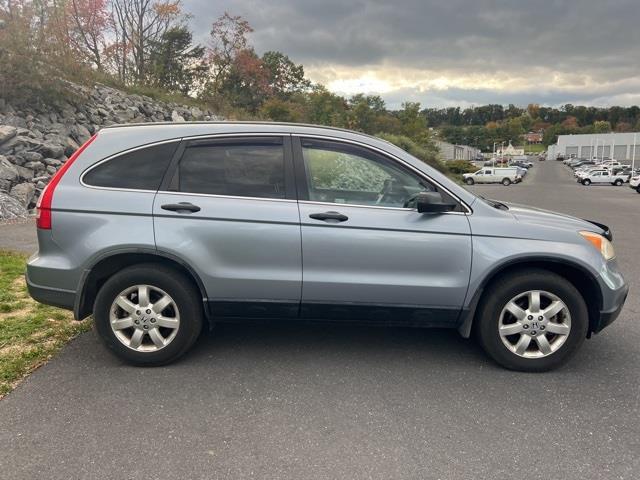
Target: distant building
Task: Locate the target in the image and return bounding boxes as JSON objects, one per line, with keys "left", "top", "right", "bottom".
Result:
{"left": 435, "top": 140, "right": 481, "bottom": 161}
{"left": 548, "top": 132, "right": 640, "bottom": 162}
{"left": 496, "top": 142, "right": 524, "bottom": 157}
{"left": 524, "top": 131, "right": 543, "bottom": 144}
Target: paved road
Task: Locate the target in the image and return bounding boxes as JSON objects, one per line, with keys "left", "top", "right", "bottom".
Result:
{"left": 0, "top": 218, "right": 36, "bottom": 254}
{"left": 0, "top": 160, "right": 638, "bottom": 479}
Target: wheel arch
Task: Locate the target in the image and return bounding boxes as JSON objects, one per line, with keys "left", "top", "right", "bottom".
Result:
{"left": 74, "top": 249, "right": 211, "bottom": 325}
{"left": 458, "top": 257, "right": 602, "bottom": 338}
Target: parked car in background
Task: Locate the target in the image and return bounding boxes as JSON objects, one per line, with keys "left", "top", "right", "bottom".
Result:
{"left": 580, "top": 170, "right": 630, "bottom": 186}
{"left": 510, "top": 158, "right": 533, "bottom": 169}
{"left": 464, "top": 167, "right": 522, "bottom": 185}
{"left": 25, "top": 122, "right": 628, "bottom": 372}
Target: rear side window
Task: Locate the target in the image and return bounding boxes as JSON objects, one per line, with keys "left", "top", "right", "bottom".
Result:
{"left": 83, "top": 142, "right": 178, "bottom": 190}
{"left": 177, "top": 139, "right": 285, "bottom": 199}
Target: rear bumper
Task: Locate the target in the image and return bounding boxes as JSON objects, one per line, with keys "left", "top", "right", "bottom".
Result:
{"left": 25, "top": 270, "right": 76, "bottom": 312}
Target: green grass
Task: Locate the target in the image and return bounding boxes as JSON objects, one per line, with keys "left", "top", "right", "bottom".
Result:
{"left": 521, "top": 144, "right": 545, "bottom": 153}
{"left": 0, "top": 251, "right": 91, "bottom": 398}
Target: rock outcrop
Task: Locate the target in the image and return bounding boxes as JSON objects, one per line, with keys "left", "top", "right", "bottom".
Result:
{"left": 0, "top": 83, "right": 220, "bottom": 220}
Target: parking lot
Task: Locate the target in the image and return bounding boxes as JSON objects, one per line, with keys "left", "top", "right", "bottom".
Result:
{"left": 0, "top": 159, "right": 638, "bottom": 480}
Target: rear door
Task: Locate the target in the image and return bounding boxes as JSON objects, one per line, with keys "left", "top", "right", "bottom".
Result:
{"left": 153, "top": 135, "right": 302, "bottom": 318}
{"left": 293, "top": 136, "right": 472, "bottom": 326}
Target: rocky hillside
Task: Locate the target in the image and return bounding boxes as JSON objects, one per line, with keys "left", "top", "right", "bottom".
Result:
{"left": 0, "top": 83, "right": 220, "bottom": 220}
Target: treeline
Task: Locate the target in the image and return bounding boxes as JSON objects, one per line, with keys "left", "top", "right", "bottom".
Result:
{"left": 430, "top": 104, "right": 640, "bottom": 150}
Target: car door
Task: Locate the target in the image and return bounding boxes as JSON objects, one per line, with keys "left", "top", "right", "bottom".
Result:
{"left": 153, "top": 135, "right": 302, "bottom": 318}
{"left": 592, "top": 171, "right": 606, "bottom": 183}
{"left": 293, "top": 136, "right": 472, "bottom": 326}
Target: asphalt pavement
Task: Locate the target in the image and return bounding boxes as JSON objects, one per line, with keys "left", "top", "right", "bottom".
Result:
{"left": 0, "top": 159, "right": 638, "bottom": 479}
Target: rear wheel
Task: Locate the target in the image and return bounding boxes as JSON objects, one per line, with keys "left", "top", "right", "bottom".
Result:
{"left": 614, "top": 179, "right": 623, "bottom": 186}
{"left": 582, "top": 179, "right": 591, "bottom": 185}
{"left": 636, "top": 185, "right": 640, "bottom": 193}
{"left": 465, "top": 178, "right": 475, "bottom": 185}
{"left": 502, "top": 178, "right": 511, "bottom": 186}
{"left": 94, "top": 264, "right": 203, "bottom": 366}
{"left": 475, "top": 269, "right": 588, "bottom": 372}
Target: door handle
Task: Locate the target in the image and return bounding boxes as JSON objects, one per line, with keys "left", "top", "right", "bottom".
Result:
{"left": 161, "top": 202, "right": 201, "bottom": 213}
{"left": 309, "top": 211, "right": 348, "bottom": 222}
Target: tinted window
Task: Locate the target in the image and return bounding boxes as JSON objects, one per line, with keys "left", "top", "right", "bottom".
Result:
{"left": 84, "top": 142, "right": 178, "bottom": 190}
{"left": 301, "top": 138, "right": 434, "bottom": 208}
{"left": 178, "top": 140, "right": 285, "bottom": 199}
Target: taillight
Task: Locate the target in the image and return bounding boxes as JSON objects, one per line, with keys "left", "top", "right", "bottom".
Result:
{"left": 36, "top": 134, "right": 97, "bottom": 229}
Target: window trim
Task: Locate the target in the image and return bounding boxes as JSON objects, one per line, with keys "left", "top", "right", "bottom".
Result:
{"left": 292, "top": 135, "right": 472, "bottom": 214}
{"left": 163, "top": 134, "right": 297, "bottom": 201}
{"left": 80, "top": 139, "right": 181, "bottom": 193}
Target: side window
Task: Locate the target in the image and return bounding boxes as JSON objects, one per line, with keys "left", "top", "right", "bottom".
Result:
{"left": 484, "top": 169, "right": 492, "bottom": 175}
{"left": 83, "top": 141, "right": 178, "bottom": 190}
{"left": 300, "top": 138, "right": 436, "bottom": 208}
{"left": 177, "top": 138, "right": 285, "bottom": 199}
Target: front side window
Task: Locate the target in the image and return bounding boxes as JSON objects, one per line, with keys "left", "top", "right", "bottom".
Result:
{"left": 83, "top": 141, "right": 178, "bottom": 190}
{"left": 301, "top": 138, "right": 436, "bottom": 208}
{"left": 177, "top": 139, "right": 285, "bottom": 199}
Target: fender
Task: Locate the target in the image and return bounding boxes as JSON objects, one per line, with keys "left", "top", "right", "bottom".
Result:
{"left": 74, "top": 246, "right": 212, "bottom": 323}
{"left": 457, "top": 255, "right": 603, "bottom": 338}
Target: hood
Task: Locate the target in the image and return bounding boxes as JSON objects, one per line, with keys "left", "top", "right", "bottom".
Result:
{"left": 500, "top": 201, "right": 612, "bottom": 239}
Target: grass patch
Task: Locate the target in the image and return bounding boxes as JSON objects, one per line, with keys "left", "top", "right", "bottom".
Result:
{"left": 0, "top": 251, "right": 91, "bottom": 398}
{"left": 521, "top": 144, "right": 545, "bottom": 153}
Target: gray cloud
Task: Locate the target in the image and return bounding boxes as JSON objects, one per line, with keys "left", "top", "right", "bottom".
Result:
{"left": 183, "top": 0, "right": 640, "bottom": 107}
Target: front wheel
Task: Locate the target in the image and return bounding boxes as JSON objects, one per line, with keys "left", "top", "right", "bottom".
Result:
{"left": 636, "top": 185, "right": 640, "bottom": 193}
{"left": 582, "top": 179, "right": 591, "bottom": 185}
{"left": 475, "top": 269, "right": 588, "bottom": 372}
{"left": 614, "top": 179, "right": 623, "bottom": 186}
{"left": 502, "top": 178, "right": 512, "bottom": 186}
{"left": 465, "top": 178, "right": 475, "bottom": 185}
{"left": 94, "top": 264, "right": 203, "bottom": 366}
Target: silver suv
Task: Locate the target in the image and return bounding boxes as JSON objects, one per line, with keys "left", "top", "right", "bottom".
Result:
{"left": 26, "top": 123, "right": 628, "bottom": 371}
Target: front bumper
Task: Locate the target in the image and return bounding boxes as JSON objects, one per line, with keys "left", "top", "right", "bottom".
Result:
{"left": 591, "top": 259, "right": 629, "bottom": 334}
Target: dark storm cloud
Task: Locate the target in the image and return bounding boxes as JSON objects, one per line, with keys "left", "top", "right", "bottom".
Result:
{"left": 183, "top": 0, "right": 640, "bottom": 106}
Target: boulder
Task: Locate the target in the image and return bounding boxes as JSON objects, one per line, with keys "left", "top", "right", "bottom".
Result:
{"left": 0, "top": 155, "right": 18, "bottom": 184}
{"left": 10, "top": 182, "right": 36, "bottom": 207}
{"left": 171, "top": 110, "right": 185, "bottom": 122}
{"left": 0, "top": 192, "right": 28, "bottom": 220}
{"left": 0, "top": 125, "right": 17, "bottom": 144}
{"left": 40, "top": 143, "right": 65, "bottom": 158}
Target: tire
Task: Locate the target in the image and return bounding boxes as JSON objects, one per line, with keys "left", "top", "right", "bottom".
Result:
{"left": 502, "top": 178, "right": 511, "bottom": 186}
{"left": 614, "top": 179, "right": 623, "bottom": 186}
{"left": 636, "top": 185, "right": 640, "bottom": 194}
{"left": 94, "top": 264, "right": 203, "bottom": 366}
{"left": 475, "top": 269, "right": 588, "bottom": 372}
{"left": 465, "top": 178, "right": 475, "bottom": 185}
{"left": 582, "top": 179, "right": 591, "bottom": 185}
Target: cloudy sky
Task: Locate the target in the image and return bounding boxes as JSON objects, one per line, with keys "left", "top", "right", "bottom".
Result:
{"left": 184, "top": 0, "right": 640, "bottom": 108}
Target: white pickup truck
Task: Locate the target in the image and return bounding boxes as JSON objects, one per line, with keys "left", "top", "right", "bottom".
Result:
{"left": 579, "top": 169, "right": 630, "bottom": 186}
{"left": 464, "top": 167, "right": 522, "bottom": 186}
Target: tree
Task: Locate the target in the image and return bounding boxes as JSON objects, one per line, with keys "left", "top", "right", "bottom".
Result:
{"left": 261, "top": 51, "right": 310, "bottom": 97}
{"left": 593, "top": 120, "right": 612, "bottom": 133}
{"left": 218, "top": 48, "right": 271, "bottom": 112}
{"left": 68, "top": 0, "right": 110, "bottom": 70}
{"left": 398, "top": 102, "right": 428, "bottom": 144}
{"left": 111, "top": 0, "right": 185, "bottom": 82}
{"left": 205, "top": 12, "right": 252, "bottom": 95}
{"left": 148, "top": 25, "right": 204, "bottom": 94}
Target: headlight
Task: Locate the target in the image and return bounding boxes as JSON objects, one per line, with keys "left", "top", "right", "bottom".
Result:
{"left": 579, "top": 231, "right": 616, "bottom": 260}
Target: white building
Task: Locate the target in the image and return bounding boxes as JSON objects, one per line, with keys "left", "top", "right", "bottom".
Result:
{"left": 496, "top": 142, "right": 524, "bottom": 157}
{"left": 435, "top": 140, "right": 481, "bottom": 162}
{"left": 549, "top": 132, "right": 640, "bottom": 163}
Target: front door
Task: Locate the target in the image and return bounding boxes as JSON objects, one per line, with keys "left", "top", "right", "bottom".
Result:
{"left": 153, "top": 135, "right": 302, "bottom": 318}
{"left": 294, "top": 137, "right": 472, "bottom": 326}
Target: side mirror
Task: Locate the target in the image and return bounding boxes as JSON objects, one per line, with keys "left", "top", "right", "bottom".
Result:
{"left": 415, "top": 192, "right": 458, "bottom": 213}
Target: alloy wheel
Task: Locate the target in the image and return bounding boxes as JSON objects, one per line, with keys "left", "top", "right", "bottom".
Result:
{"left": 498, "top": 290, "right": 571, "bottom": 358}
{"left": 109, "top": 284, "right": 180, "bottom": 352}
